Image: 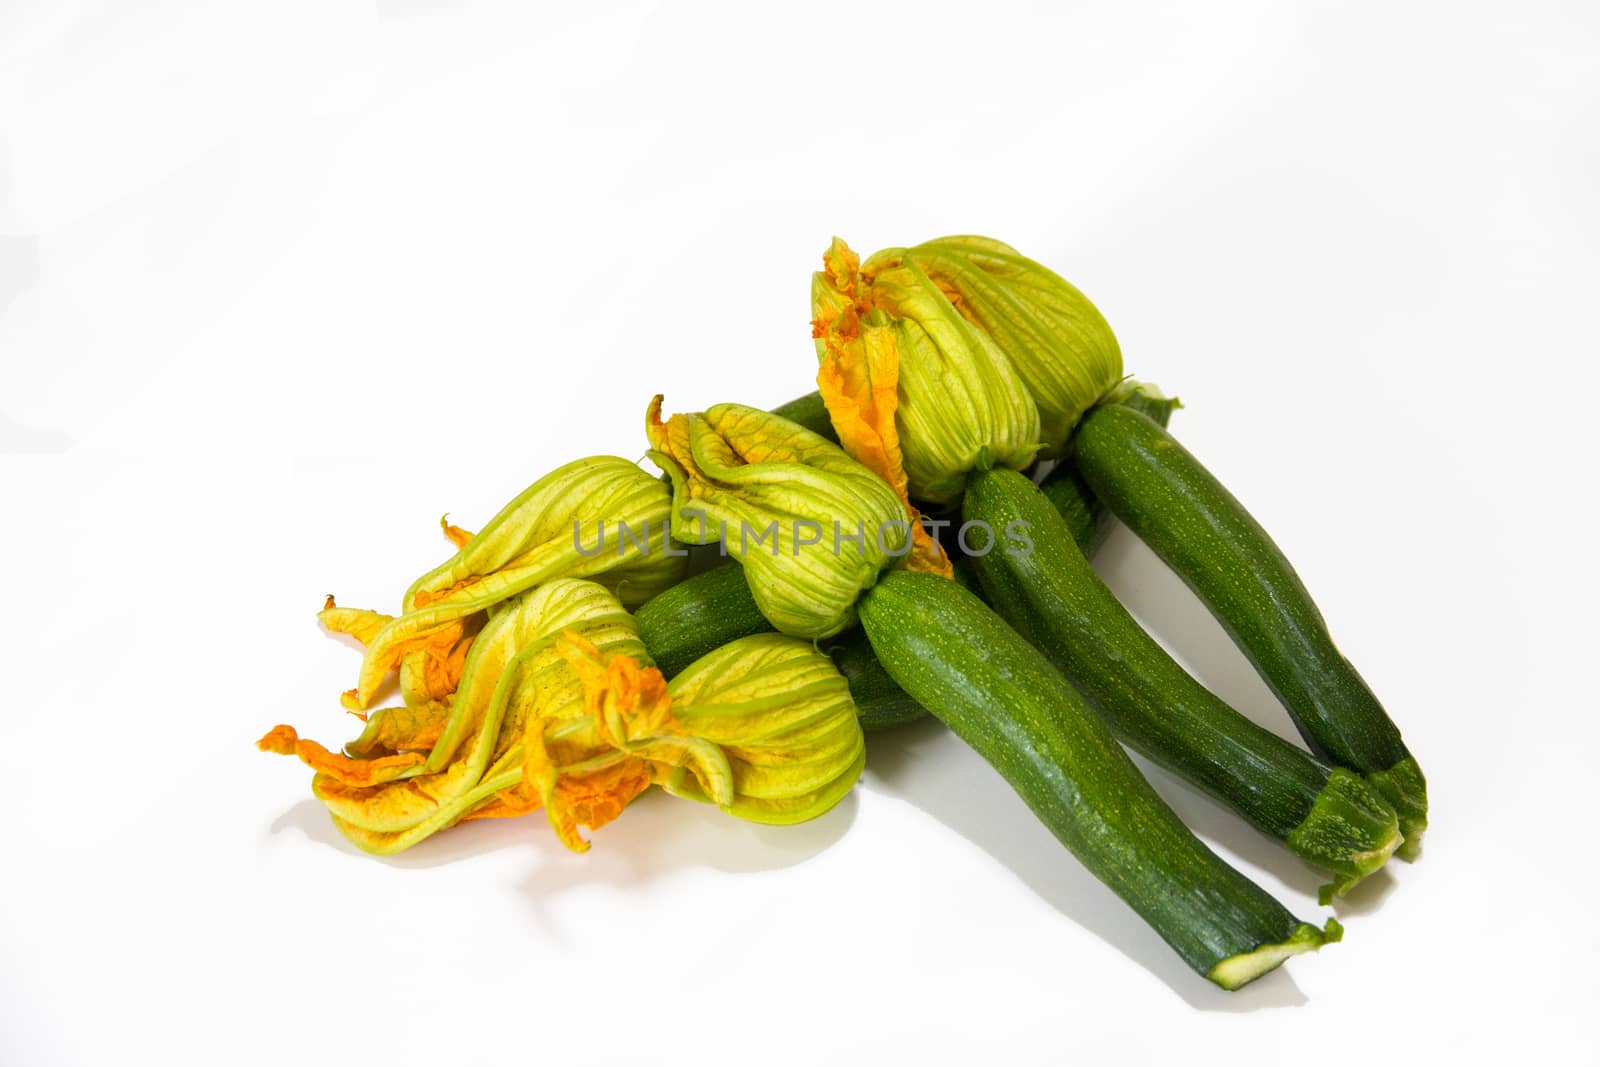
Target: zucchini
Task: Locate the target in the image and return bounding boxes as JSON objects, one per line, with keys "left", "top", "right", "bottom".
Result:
{"left": 964, "top": 467, "right": 1401, "bottom": 899}
{"left": 1038, "top": 380, "right": 1180, "bottom": 556}
{"left": 634, "top": 484, "right": 1090, "bottom": 733}
{"left": 857, "top": 570, "right": 1340, "bottom": 988}
{"left": 633, "top": 563, "right": 770, "bottom": 679}
{"left": 829, "top": 629, "right": 927, "bottom": 731}
{"left": 638, "top": 388, "right": 1167, "bottom": 728}
{"left": 1073, "top": 403, "right": 1428, "bottom": 855}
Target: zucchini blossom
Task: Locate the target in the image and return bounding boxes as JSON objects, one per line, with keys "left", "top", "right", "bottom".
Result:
{"left": 261, "top": 581, "right": 863, "bottom": 854}
{"left": 517, "top": 631, "right": 865, "bottom": 847}
{"left": 646, "top": 396, "right": 912, "bottom": 639}
{"left": 260, "top": 578, "right": 649, "bottom": 853}
{"left": 898, "top": 235, "right": 1123, "bottom": 456}
{"left": 329, "top": 455, "right": 686, "bottom": 711}
{"left": 811, "top": 237, "right": 1040, "bottom": 506}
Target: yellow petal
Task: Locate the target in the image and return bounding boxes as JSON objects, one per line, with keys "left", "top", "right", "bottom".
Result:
{"left": 317, "top": 597, "right": 392, "bottom": 648}
{"left": 398, "top": 611, "right": 485, "bottom": 706}
{"left": 344, "top": 700, "right": 453, "bottom": 757}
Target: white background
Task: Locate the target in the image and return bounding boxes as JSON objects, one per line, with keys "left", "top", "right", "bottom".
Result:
{"left": 4, "top": 2, "right": 1598, "bottom": 1064}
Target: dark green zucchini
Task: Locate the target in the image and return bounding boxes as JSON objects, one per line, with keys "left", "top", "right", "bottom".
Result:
{"left": 965, "top": 467, "right": 1400, "bottom": 899}
{"left": 1073, "top": 403, "right": 1428, "bottom": 856}
{"left": 1038, "top": 379, "right": 1180, "bottom": 555}
{"left": 634, "top": 563, "right": 923, "bottom": 731}
{"left": 633, "top": 563, "right": 770, "bottom": 679}
{"left": 858, "top": 570, "right": 1340, "bottom": 988}
{"left": 829, "top": 629, "right": 926, "bottom": 731}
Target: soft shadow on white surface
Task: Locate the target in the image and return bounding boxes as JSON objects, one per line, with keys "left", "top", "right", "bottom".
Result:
{"left": 865, "top": 719, "right": 1308, "bottom": 1012}
{"left": 1326, "top": 866, "right": 1399, "bottom": 918}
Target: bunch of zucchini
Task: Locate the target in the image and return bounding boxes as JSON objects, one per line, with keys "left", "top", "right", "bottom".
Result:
{"left": 271, "top": 233, "right": 1426, "bottom": 993}
{"left": 637, "top": 237, "right": 1426, "bottom": 987}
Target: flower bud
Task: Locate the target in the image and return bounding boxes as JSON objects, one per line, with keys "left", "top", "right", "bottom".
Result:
{"left": 812, "top": 237, "right": 1040, "bottom": 505}
{"left": 517, "top": 630, "right": 865, "bottom": 850}
{"left": 898, "top": 235, "right": 1123, "bottom": 456}
{"left": 658, "top": 633, "right": 865, "bottom": 825}
{"left": 646, "top": 396, "right": 911, "bottom": 639}
{"left": 335, "top": 455, "right": 685, "bottom": 710}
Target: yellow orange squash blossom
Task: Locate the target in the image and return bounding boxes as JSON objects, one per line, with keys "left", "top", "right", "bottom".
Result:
{"left": 261, "top": 584, "right": 865, "bottom": 855}
{"left": 647, "top": 397, "right": 917, "bottom": 638}
{"left": 519, "top": 629, "right": 866, "bottom": 848}
{"left": 812, "top": 237, "right": 1041, "bottom": 507}
{"left": 260, "top": 579, "right": 651, "bottom": 853}
{"left": 332, "top": 455, "right": 687, "bottom": 712}
{"left": 896, "top": 235, "right": 1123, "bottom": 457}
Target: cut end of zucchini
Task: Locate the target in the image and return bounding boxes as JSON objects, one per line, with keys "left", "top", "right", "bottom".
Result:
{"left": 1285, "top": 767, "right": 1404, "bottom": 904}
{"left": 1208, "top": 919, "right": 1342, "bottom": 991}
{"left": 1365, "top": 756, "right": 1427, "bottom": 862}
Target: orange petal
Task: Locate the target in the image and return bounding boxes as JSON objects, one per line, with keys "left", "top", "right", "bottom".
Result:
{"left": 256, "top": 724, "right": 426, "bottom": 785}
{"left": 399, "top": 611, "right": 484, "bottom": 705}
{"left": 461, "top": 782, "right": 544, "bottom": 822}
{"left": 440, "top": 514, "right": 474, "bottom": 549}
{"left": 821, "top": 235, "right": 861, "bottom": 297}
{"left": 342, "top": 596, "right": 479, "bottom": 711}
{"left": 903, "top": 516, "right": 952, "bottom": 576}
{"left": 814, "top": 240, "right": 951, "bottom": 579}
{"left": 557, "top": 630, "right": 677, "bottom": 746}
{"left": 544, "top": 759, "right": 654, "bottom": 852}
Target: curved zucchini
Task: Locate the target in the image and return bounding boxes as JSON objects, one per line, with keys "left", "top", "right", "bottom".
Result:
{"left": 1073, "top": 403, "right": 1427, "bottom": 856}
{"left": 858, "top": 571, "right": 1340, "bottom": 988}
{"left": 965, "top": 467, "right": 1400, "bottom": 899}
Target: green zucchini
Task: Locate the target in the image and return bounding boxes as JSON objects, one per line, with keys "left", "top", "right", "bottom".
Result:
{"left": 965, "top": 467, "right": 1401, "bottom": 899}
{"left": 1037, "top": 380, "right": 1181, "bottom": 556}
{"left": 633, "top": 563, "right": 770, "bottom": 679}
{"left": 858, "top": 570, "right": 1340, "bottom": 988}
{"left": 631, "top": 563, "right": 910, "bottom": 730}
{"left": 829, "top": 629, "right": 927, "bottom": 731}
{"left": 1073, "top": 403, "right": 1428, "bottom": 856}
